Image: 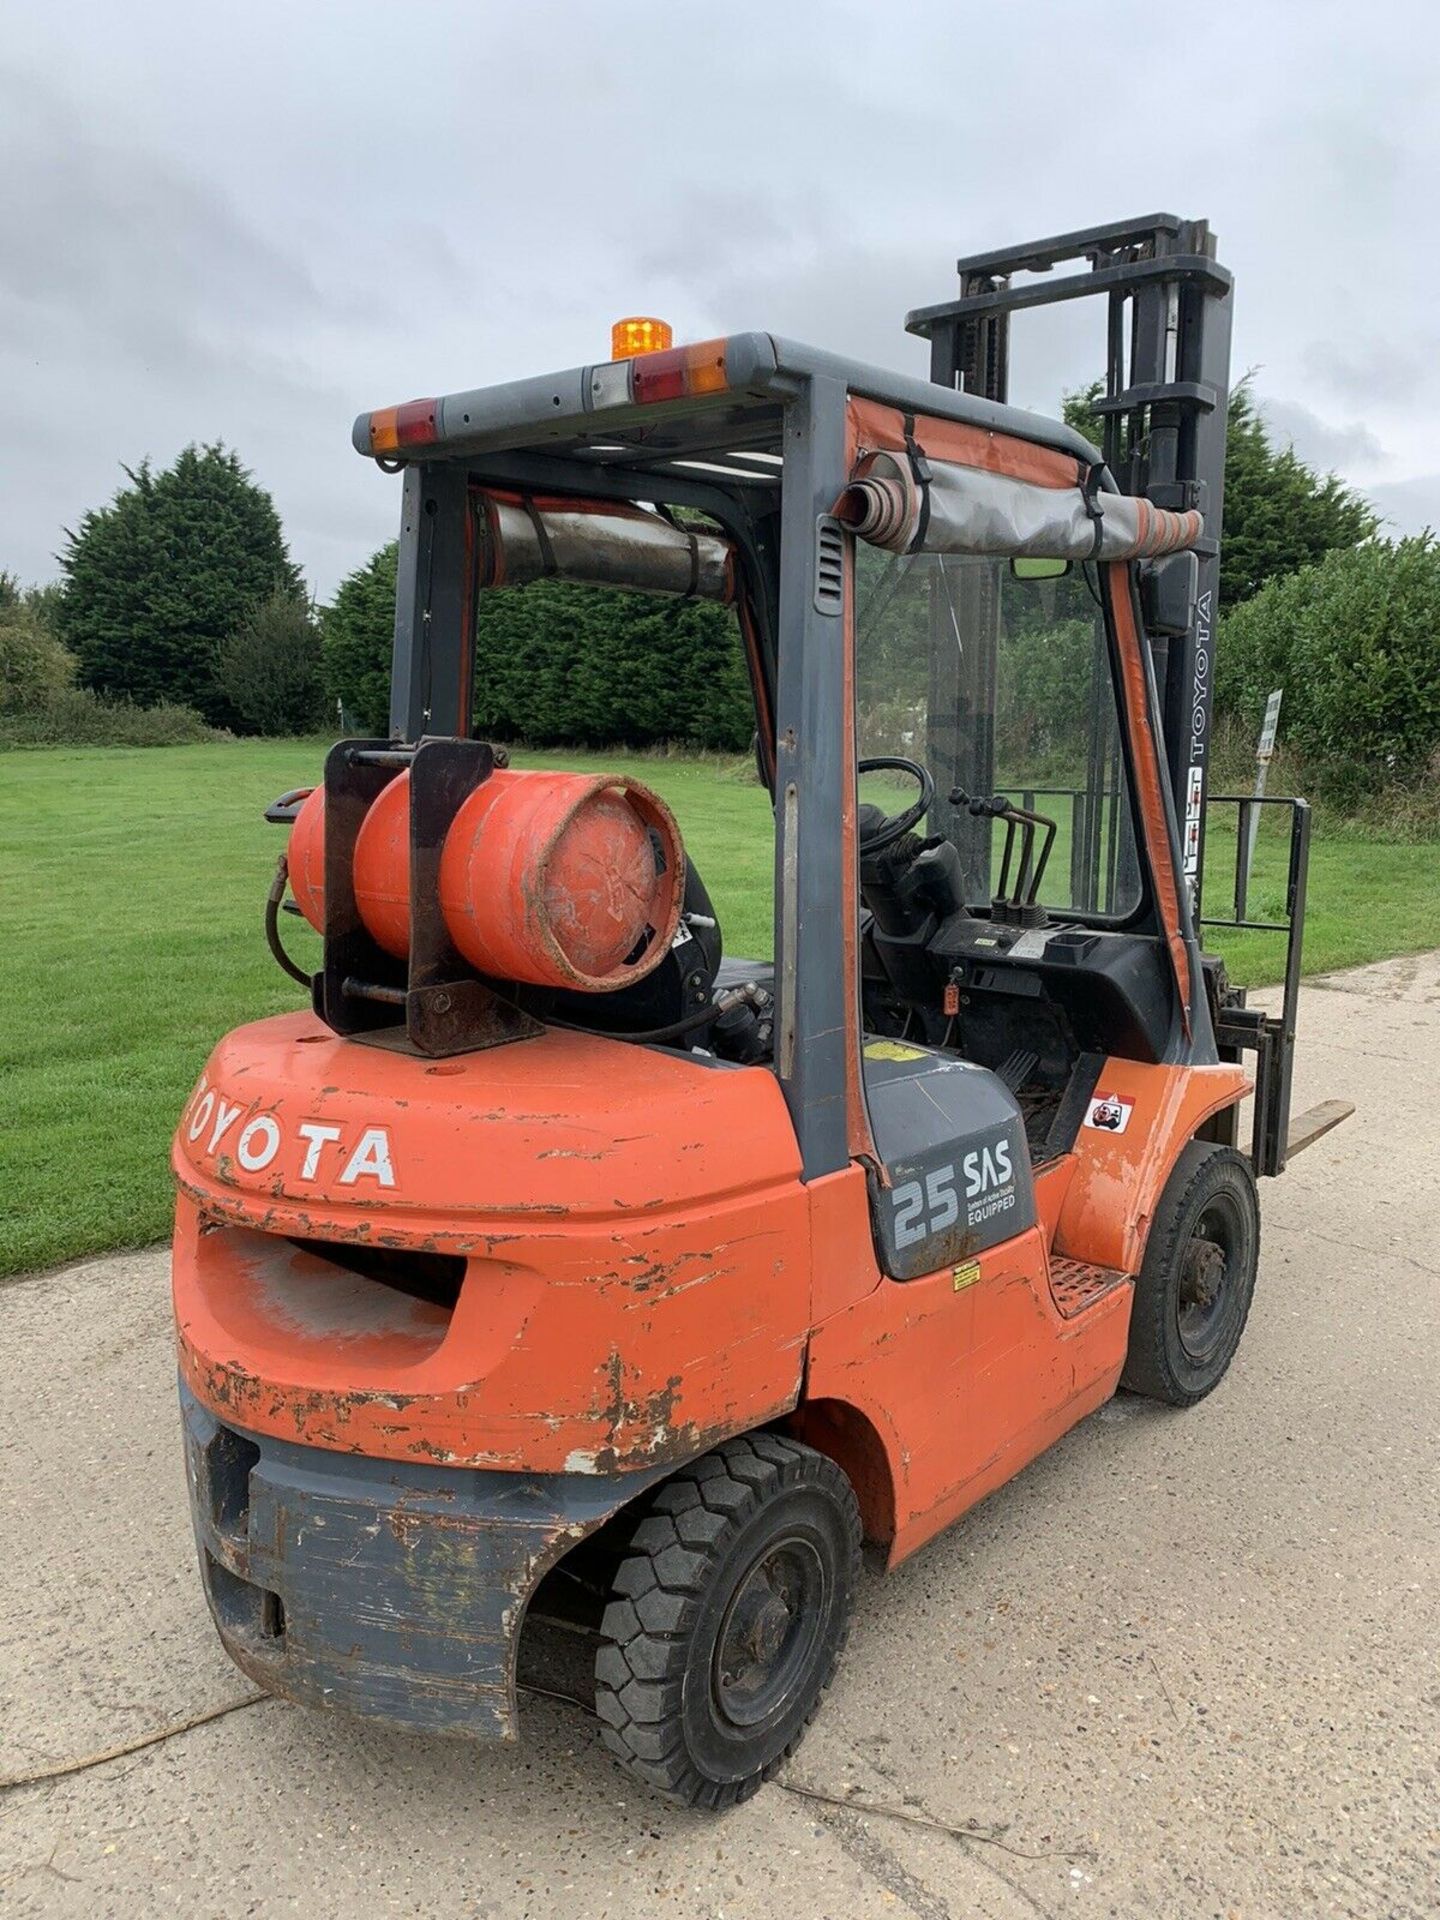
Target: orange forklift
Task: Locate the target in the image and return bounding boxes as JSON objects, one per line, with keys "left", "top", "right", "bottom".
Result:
{"left": 172, "top": 215, "right": 1347, "bottom": 1808}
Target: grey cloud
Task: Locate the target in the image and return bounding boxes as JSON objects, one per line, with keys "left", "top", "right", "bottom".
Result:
{"left": 0, "top": 68, "right": 322, "bottom": 344}
{"left": 1366, "top": 474, "right": 1440, "bottom": 539}
{"left": 1302, "top": 338, "right": 1438, "bottom": 409}
{"left": 1255, "top": 397, "right": 1388, "bottom": 474}
{"left": 636, "top": 205, "right": 937, "bottom": 377}
{"left": 3, "top": 1, "right": 1440, "bottom": 598}
{"left": 631, "top": 190, "right": 818, "bottom": 285}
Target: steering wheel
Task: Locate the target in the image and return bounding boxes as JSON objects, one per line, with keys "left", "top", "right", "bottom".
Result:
{"left": 857, "top": 755, "right": 935, "bottom": 854}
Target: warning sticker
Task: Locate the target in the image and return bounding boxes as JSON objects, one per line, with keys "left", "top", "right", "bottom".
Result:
{"left": 1183, "top": 765, "right": 1204, "bottom": 876}
{"left": 1084, "top": 1091, "right": 1135, "bottom": 1135}
{"left": 863, "top": 1039, "right": 930, "bottom": 1063}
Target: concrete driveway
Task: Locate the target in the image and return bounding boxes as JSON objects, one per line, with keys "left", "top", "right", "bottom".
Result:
{"left": 3, "top": 955, "right": 1438, "bottom": 1919}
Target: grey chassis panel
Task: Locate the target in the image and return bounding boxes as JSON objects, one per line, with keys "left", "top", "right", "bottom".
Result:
{"left": 863, "top": 1044, "right": 1035, "bottom": 1280}
{"left": 181, "top": 1385, "right": 667, "bottom": 1741}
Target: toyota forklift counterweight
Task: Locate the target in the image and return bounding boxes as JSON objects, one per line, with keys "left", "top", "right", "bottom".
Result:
{"left": 172, "top": 215, "right": 1348, "bottom": 1808}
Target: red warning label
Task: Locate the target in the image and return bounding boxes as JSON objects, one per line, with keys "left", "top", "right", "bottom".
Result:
{"left": 1084, "top": 1091, "right": 1135, "bottom": 1135}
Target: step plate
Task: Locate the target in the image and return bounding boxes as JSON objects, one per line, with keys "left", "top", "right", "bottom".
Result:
{"left": 1049, "top": 1256, "right": 1130, "bottom": 1319}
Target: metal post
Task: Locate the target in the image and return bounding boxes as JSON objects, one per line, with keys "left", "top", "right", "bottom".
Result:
{"left": 1164, "top": 246, "right": 1232, "bottom": 915}
{"left": 772, "top": 376, "right": 852, "bottom": 1180}
{"left": 1242, "top": 689, "right": 1284, "bottom": 903}
{"left": 390, "top": 464, "right": 476, "bottom": 742}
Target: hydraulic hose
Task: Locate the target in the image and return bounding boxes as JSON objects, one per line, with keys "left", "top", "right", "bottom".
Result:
{"left": 265, "top": 854, "right": 312, "bottom": 988}
{"left": 544, "top": 981, "right": 767, "bottom": 1045}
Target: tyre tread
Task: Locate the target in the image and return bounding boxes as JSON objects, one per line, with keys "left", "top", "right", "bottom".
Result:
{"left": 1121, "top": 1139, "right": 1259, "bottom": 1407}
{"left": 593, "top": 1433, "right": 861, "bottom": 1808}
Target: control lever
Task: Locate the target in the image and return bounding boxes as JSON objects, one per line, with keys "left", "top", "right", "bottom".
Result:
{"left": 949, "top": 788, "right": 1057, "bottom": 928}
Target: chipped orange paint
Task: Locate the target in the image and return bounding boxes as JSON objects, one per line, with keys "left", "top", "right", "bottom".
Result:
{"left": 795, "top": 1054, "right": 1248, "bottom": 1560}
{"left": 800, "top": 1221, "right": 1130, "bottom": 1563}
{"left": 173, "top": 1012, "right": 808, "bottom": 1474}
{"left": 1052, "top": 1057, "right": 1251, "bottom": 1273}
{"left": 173, "top": 1014, "right": 1248, "bottom": 1563}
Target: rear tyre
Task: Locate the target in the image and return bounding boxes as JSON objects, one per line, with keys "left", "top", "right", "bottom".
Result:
{"left": 593, "top": 1434, "right": 861, "bottom": 1810}
{"left": 1121, "top": 1140, "right": 1260, "bottom": 1407}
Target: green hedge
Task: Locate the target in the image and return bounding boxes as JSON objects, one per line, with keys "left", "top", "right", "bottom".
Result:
{"left": 0, "top": 603, "right": 76, "bottom": 712}
{"left": 323, "top": 543, "right": 756, "bottom": 751}
{"left": 217, "top": 590, "right": 326, "bottom": 737}
{"left": 1219, "top": 534, "right": 1440, "bottom": 797}
{"left": 321, "top": 543, "right": 397, "bottom": 733}
{"left": 474, "top": 582, "right": 753, "bottom": 751}
{"left": 0, "top": 685, "right": 224, "bottom": 748}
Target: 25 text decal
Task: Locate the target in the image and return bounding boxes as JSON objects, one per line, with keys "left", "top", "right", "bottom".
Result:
{"left": 891, "top": 1139, "right": 1015, "bottom": 1249}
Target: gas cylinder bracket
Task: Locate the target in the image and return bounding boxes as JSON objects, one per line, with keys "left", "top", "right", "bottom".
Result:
{"left": 316, "top": 735, "right": 542, "bottom": 1056}
{"left": 404, "top": 736, "right": 544, "bottom": 1056}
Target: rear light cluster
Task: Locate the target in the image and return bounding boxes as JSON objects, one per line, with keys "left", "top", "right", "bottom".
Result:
{"left": 627, "top": 338, "right": 728, "bottom": 404}
{"left": 362, "top": 332, "right": 729, "bottom": 458}
{"left": 368, "top": 399, "right": 439, "bottom": 456}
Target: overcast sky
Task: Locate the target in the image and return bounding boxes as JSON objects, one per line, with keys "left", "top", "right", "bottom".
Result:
{"left": 4, "top": 0, "right": 1438, "bottom": 598}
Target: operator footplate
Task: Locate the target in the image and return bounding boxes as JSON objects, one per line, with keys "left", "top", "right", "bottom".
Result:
{"left": 1048, "top": 1257, "right": 1129, "bottom": 1319}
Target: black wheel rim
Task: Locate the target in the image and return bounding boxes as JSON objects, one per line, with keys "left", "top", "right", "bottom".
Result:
{"left": 711, "top": 1534, "right": 826, "bottom": 1731}
{"left": 1177, "top": 1192, "right": 1244, "bottom": 1363}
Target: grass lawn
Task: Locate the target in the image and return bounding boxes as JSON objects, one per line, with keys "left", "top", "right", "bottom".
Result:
{"left": 3, "top": 739, "right": 1437, "bottom": 1277}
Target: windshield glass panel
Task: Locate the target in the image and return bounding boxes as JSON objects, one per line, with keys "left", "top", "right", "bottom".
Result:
{"left": 854, "top": 550, "right": 1142, "bottom": 919}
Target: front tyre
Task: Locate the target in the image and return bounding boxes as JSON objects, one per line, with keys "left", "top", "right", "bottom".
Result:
{"left": 1122, "top": 1139, "right": 1260, "bottom": 1407}
{"left": 594, "top": 1434, "right": 861, "bottom": 1809}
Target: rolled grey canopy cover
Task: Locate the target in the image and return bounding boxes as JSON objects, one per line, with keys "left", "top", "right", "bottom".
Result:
{"left": 835, "top": 450, "right": 1203, "bottom": 563}
{"left": 477, "top": 496, "right": 733, "bottom": 602}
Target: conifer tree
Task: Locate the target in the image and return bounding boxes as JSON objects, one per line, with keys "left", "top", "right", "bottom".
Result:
{"left": 58, "top": 445, "right": 302, "bottom": 725}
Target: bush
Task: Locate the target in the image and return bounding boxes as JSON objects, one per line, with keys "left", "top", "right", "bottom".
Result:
{"left": 0, "top": 685, "right": 224, "bottom": 748}
{"left": 1219, "top": 534, "right": 1440, "bottom": 798}
{"left": 323, "top": 542, "right": 757, "bottom": 751}
{"left": 0, "top": 604, "right": 77, "bottom": 711}
{"left": 217, "top": 590, "right": 326, "bottom": 736}
{"left": 474, "top": 582, "right": 754, "bottom": 751}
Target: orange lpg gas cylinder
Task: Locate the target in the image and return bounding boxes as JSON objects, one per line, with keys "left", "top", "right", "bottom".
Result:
{"left": 439, "top": 770, "right": 683, "bottom": 988}
{"left": 285, "top": 784, "right": 327, "bottom": 932}
{"left": 286, "top": 768, "right": 683, "bottom": 991}
{"left": 352, "top": 774, "right": 411, "bottom": 959}
{"left": 285, "top": 778, "right": 411, "bottom": 954}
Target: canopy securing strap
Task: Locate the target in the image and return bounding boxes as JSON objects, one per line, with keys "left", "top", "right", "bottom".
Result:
{"left": 901, "top": 414, "right": 933, "bottom": 551}
{"left": 519, "top": 495, "right": 558, "bottom": 577}
{"left": 1080, "top": 463, "right": 1106, "bottom": 561}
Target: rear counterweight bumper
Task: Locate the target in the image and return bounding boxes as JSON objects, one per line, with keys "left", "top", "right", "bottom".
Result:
{"left": 180, "top": 1385, "right": 662, "bottom": 1739}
